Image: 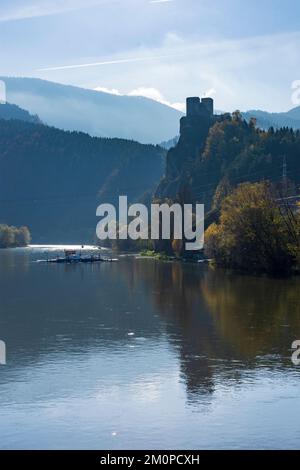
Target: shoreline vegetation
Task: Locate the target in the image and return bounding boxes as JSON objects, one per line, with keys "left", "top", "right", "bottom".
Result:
{"left": 101, "top": 180, "right": 300, "bottom": 277}
{"left": 139, "top": 251, "right": 210, "bottom": 265}
{"left": 205, "top": 181, "right": 300, "bottom": 276}
{"left": 139, "top": 250, "right": 176, "bottom": 261}
{"left": 0, "top": 224, "right": 31, "bottom": 248}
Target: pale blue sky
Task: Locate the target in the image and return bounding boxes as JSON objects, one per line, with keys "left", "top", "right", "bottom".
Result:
{"left": 1, "top": 0, "right": 300, "bottom": 112}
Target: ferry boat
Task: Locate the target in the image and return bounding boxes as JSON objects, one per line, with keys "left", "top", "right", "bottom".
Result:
{"left": 46, "top": 249, "right": 117, "bottom": 264}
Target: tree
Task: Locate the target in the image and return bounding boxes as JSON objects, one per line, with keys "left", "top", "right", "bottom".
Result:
{"left": 212, "top": 176, "right": 232, "bottom": 210}
{"left": 0, "top": 225, "right": 15, "bottom": 248}
{"left": 15, "top": 226, "right": 31, "bottom": 246}
{"left": 205, "top": 182, "right": 299, "bottom": 275}
{"left": 0, "top": 224, "right": 31, "bottom": 248}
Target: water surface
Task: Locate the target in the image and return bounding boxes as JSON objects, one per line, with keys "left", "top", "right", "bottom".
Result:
{"left": 0, "top": 247, "right": 299, "bottom": 449}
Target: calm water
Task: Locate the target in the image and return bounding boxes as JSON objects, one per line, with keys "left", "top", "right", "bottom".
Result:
{"left": 0, "top": 247, "right": 300, "bottom": 450}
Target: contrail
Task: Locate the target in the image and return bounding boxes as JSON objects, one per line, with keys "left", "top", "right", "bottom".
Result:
{"left": 37, "top": 54, "right": 174, "bottom": 72}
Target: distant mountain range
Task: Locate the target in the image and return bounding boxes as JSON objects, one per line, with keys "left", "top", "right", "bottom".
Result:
{"left": 1, "top": 77, "right": 300, "bottom": 147}
{"left": 0, "top": 77, "right": 182, "bottom": 144}
{"left": 243, "top": 107, "right": 300, "bottom": 130}
{"left": 0, "top": 119, "right": 165, "bottom": 242}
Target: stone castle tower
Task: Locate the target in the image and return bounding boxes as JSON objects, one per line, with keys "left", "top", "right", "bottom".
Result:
{"left": 180, "top": 97, "right": 214, "bottom": 141}
{"left": 155, "top": 96, "right": 217, "bottom": 200}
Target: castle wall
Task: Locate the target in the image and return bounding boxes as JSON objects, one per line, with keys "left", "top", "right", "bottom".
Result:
{"left": 186, "top": 96, "right": 214, "bottom": 118}
{"left": 180, "top": 96, "right": 215, "bottom": 142}
{"left": 186, "top": 97, "right": 201, "bottom": 116}
{"left": 201, "top": 97, "right": 214, "bottom": 116}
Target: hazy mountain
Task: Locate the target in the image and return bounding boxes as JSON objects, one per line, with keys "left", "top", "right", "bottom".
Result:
{"left": 243, "top": 107, "right": 300, "bottom": 130}
{"left": 0, "top": 102, "right": 41, "bottom": 124}
{"left": 0, "top": 119, "right": 166, "bottom": 242}
{"left": 0, "top": 77, "right": 183, "bottom": 144}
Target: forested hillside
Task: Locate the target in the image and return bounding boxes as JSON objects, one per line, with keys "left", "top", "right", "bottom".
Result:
{"left": 0, "top": 103, "right": 41, "bottom": 124}
{"left": 0, "top": 119, "right": 165, "bottom": 242}
{"left": 157, "top": 113, "right": 300, "bottom": 210}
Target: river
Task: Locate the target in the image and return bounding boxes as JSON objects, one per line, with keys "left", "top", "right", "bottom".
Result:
{"left": 0, "top": 247, "right": 299, "bottom": 449}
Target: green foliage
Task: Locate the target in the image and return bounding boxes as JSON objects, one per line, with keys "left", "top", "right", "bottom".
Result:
{"left": 140, "top": 250, "right": 173, "bottom": 261}
{"left": 161, "top": 112, "right": 300, "bottom": 210}
{"left": 205, "top": 182, "right": 300, "bottom": 275}
{"left": 0, "top": 225, "right": 31, "bottom": 248}
{"left": 197, "top": 116, "right": 300, "bottom": 206}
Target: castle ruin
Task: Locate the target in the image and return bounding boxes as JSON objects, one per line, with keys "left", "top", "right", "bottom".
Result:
{"left": 155, "top": 95, "right": 218, "bottom": 201}
{"left": 180, "top": 97, "right": 215, "bottom": 141}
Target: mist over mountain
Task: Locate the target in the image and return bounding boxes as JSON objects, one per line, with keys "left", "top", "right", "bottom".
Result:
{"left": 0, "top": 119, "right": 166, "bottom": 242}
{"left": 0, "top": 77, "right": 182, "bottom": 144}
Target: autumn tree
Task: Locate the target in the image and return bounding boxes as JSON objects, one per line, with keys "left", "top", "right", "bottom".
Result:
{"left": 205, "top": 182, "right": 299, "bottom": 275}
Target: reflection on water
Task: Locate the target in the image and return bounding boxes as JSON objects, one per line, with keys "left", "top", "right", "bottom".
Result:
{"left": 120, "top": 260, "right": 300, "bottom": 402}
{"left": 0, "top": 248, "right": 299, "bottom": 449}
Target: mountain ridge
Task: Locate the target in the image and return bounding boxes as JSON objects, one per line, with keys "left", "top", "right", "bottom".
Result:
{"left": 242, "top": 107, "right": 300, "bottom": 130}
{"left": 0, "top": 76, "right": 183, "bottom": 144}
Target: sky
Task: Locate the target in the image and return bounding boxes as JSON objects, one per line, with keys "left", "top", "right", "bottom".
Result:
{"left": 0, "top": 0, "right": 300, "bottom": 112}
